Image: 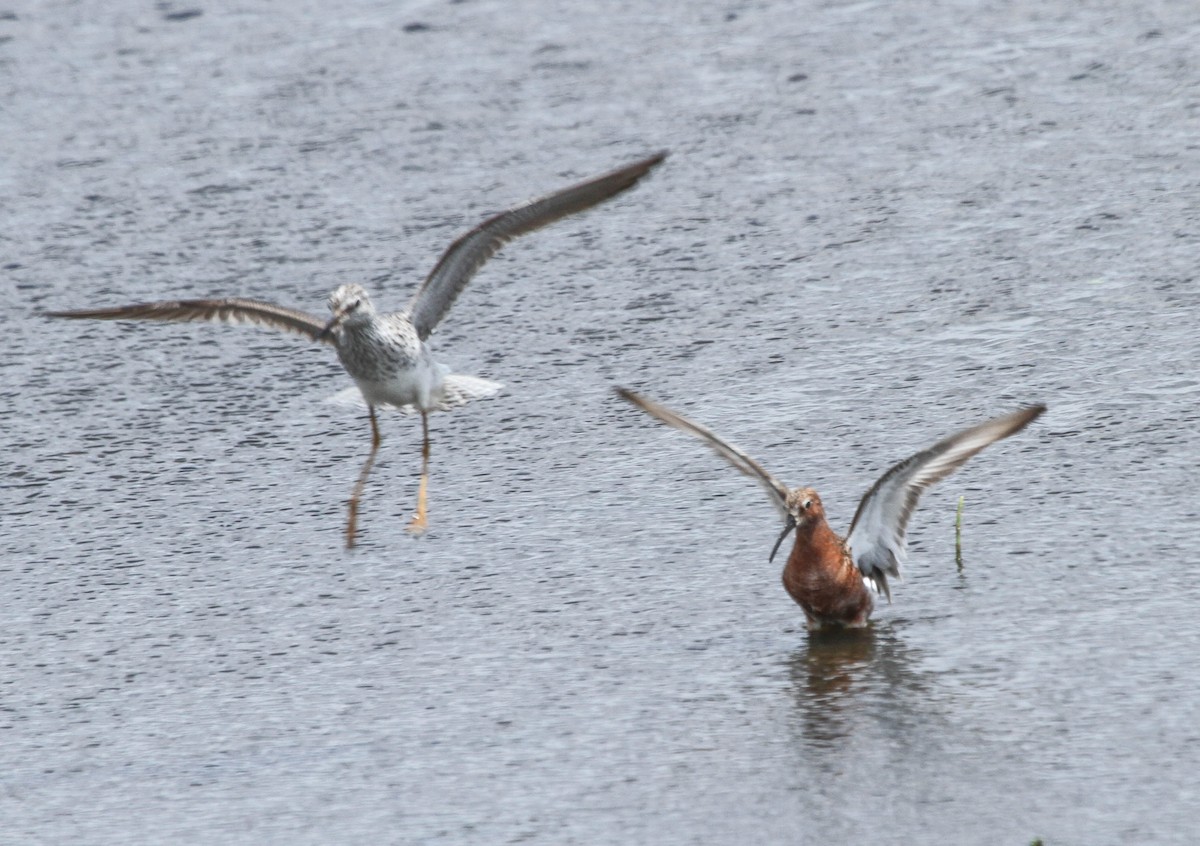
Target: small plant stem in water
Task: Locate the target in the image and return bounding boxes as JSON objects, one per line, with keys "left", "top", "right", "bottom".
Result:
{"left": 955, "top": 495, "right": 965, "bottom": 570}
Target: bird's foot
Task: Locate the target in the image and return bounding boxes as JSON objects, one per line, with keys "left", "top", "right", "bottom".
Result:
{"left": 405, "top": 512, "right": 428, "bottom": 536}
{"left": 406, "top": 472, "right": 429, "bottom": 537}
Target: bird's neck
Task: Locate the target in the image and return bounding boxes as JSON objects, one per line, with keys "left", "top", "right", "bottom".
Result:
{"left": 787, "top": 516, "right": 846, "bottom": 572}
{"left": 339, "top": 314, "right": 378, "bottom": 339}
{"left": 351, "top": 311, "right": 378, "bottom": 327}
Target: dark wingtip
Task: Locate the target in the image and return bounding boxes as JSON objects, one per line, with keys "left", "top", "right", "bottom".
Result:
{"left": 44, "top": 306, "right": 135, "bottom": 320}
{"left": 614, "top": 386, "right": 652, "bottom": 413}
{"left": 622, "top": 151, "right": 668, "bottom": 180}
{"left": 45, "top": 309, "right": 118, "bottom": 320}
{"left": 872, "top": 572, "right": 893, "bottom": 604}
{"left": 1016, "top": 403, "right": 1048, "bottom": 429}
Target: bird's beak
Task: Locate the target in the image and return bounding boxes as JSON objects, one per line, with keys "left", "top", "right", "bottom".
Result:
{"left": 768, "top": 514, "right": 796, "bottom": 564}
{"left": 317, "top": 313, "right": 343, "bottom": 342}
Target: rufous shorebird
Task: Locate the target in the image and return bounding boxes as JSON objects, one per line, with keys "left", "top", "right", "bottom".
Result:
{"left": 616, "top": 388, "right": 1044, "bottom": 629}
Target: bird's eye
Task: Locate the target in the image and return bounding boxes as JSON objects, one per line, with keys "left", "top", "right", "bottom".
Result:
{"left": 802, "top": 500, "right": 812, "bottom": 510}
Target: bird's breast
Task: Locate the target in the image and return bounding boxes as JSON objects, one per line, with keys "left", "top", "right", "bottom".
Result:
{"left": 336, "top": 320, "right": 422, "bottom": 383}
{"left": 781, "top": 522, "right": 873, "bottom": 626}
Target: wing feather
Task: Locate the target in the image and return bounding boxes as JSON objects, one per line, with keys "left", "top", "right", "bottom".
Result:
{"left": 845, "top": 405, "right": 1046, "bottom": 594}
{"left": 407, "top": 151, "right": 668, "bottom": 340}
{"left": 46, "top": 298, "right": 332, "bottom": 344}
{"left": 616, "top": 387, "right": 790, "bottom": 519}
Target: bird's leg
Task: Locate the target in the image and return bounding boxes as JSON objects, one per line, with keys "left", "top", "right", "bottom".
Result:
{"left": 406, "top": 410, "right": 430, "bottom": 536}
{"left": 345, "top": 406, "right": 381, "bottom": 549}
{"left": 370, "top": 405, "right": 381, "bottom": 450}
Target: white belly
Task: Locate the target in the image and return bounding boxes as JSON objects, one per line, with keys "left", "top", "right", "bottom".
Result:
{"left": 354, "top": 357, "right": 449, "bottom": 410}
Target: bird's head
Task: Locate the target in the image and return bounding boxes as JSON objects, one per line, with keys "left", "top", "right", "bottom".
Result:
{"left": 786, "top": 487, "right": 825, "bottom": 525}
{"left": 319, "top": 284, "right": 374, "bottom": 339}
{"left": 769, "top": 487, "right": 825, "bottom": 563}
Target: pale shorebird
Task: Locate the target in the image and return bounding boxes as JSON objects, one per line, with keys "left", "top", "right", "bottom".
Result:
{"left": 616, "top": 388, "right": 1044, "bottom": 629}
{"left": 49, "top": 151, "right": 667, "bottom": 546}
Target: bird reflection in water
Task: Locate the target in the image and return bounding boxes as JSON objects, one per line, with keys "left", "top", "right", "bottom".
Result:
{"left": 787, "top": 623, "right": 926, "bottom": 749}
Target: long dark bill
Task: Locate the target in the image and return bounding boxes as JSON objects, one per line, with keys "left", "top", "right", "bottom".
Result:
{"left": 768, "top": 515, "right": 796, "bottom": 563}
{"left": 316, "top": 314, "right": 341, "bottom": 342}
{"left": 316, "top": 309, "right": 345, "bottom": 340}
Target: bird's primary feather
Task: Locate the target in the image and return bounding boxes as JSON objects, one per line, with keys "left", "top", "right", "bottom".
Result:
{"left": 407, "top": 151, "right": 667, "bottom": 340}
{"left": 46, "top": 298, "right": 332, "bottom": 344}
{"left": 845, "top": 405, "right": 1046, "bottom": 597}
{"left": 616, "top": 387, "right": 791, "bottom": 520}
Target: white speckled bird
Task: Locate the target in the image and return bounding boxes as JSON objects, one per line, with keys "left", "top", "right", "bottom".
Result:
{"left": 50, "top": 151, "right": 668, "bottom": 545}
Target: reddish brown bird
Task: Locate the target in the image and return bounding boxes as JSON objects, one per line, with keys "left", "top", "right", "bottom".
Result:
{"left": 616, "top": 389, "right": 1045, "bottom": 630}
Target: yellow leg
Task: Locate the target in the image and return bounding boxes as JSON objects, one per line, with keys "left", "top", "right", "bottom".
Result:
{"left": 369, "top": 406, "right": 381, "bottom": 449}
{"left": 406, "top": 410, "right": 430, "bottom": 536}
{"left": 345, "top": 406, "right": 381, "bottom": 549}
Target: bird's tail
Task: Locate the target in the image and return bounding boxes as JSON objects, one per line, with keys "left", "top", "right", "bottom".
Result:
{"left": 436, "top": 373, "right": 503, "bottom": 410}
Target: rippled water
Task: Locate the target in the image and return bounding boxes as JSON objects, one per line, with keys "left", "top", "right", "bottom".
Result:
{"left": 4, "top": 0, "right": 1200, "bottom": 843}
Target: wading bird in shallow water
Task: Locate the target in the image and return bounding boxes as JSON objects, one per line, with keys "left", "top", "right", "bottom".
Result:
{"left": 616, "top": 388, "right": 1044, "bottom": 630}
{"left": 48, "top": 151, "right": 667, "bottom": 547}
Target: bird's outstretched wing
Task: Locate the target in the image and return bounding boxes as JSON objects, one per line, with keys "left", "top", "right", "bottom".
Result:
{"left": 406, "top": 151, "right": 668, "bottom": 340}
{"left": 46, "top": 298, "right": 332, "bottom": 344}
{"left": 616, "top": 387, "right": 790, "bottom": 520}
{"left": 845, "top": 405, "right": 1045, "bottom": 599}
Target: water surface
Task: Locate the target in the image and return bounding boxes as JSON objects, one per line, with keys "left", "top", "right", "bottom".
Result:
{"left": 3, "top": 0, "right": 1199, "bottom": 843}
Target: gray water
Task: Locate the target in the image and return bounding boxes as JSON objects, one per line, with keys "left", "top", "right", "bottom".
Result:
{"left": 3, "top": 0, "right": 1199, "bottom": 843}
